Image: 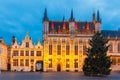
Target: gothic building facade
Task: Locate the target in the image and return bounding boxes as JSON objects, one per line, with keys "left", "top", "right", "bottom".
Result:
{"left": 42, "top": 9, "right": 102, "bottom": 72}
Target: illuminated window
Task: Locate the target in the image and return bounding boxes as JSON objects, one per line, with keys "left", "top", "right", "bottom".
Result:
{"left": 118, "top": 58, "right": 120, "bottom": 65}
{"left": 13, "top": 59, "right": 18, "bottom": 66}
{"left": 36, "top": 51, "right": 41, "bottom": 56}
{"left": 26, "top": 42, "right": 29, "bottom": 48}
{"left": 66, "top": 45, "right": 70, "bottom": 55}
{"left": 20, "top": 50, "right": 24, "bottom": 56}
{"left": 31, "top": 51, "right": 34, "bottom": 56}
{"left": 112, "top": 58, "right": 116, "bottom": 65}
{"left": 13, "top": 50, "right": 18, "bottom": 56}
{"left": 26, "top": 51, "right": 29, "bottom": 56}
{"left": 74, "top": 59, "right": 78, "bottom": 68}
{"left": 83, "top": 45, "right": 87, "bottom": 55}
{"left": 66, "top": 59, "right": 70, "bottom": 68}
{"left": 25, "top": 59, "right": 29, "bottom": 66}
{"left": 75, "top": 45, "right": 78, "bottom": 55}
{"left": 20, "top": 59, "right": 24, "bottom": 66}
{"left": 57, "top": 45, "right": 61, "bottom": 55}
{"left": 31, "top": 59, "right": 34, "bottom": 62}
{"left": 62, "top": 39, "right": 65, "bottom": 43}
{"left": 118, "top": 43, "right": 120, "bottom": 52}
{"left": 49, "top": 45, "right": 52, "bottom": 55}
{"left": 49, "top": 59, "right": 52, "bottom": 68}
{"left": 109, "top": 44, "right": 113, "bottom": 52}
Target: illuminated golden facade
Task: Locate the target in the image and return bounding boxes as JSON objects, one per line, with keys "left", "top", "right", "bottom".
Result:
{"left": 42, "top": 9, "right": 101, "bottom": 72}
{"left": 10, "top": 32, "right": 43, "bottom": 72}
{"left": 0, "top": 39, "right": 8, "bottom": 71}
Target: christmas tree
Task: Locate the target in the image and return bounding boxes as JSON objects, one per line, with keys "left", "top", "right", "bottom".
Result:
{"left": 83, "top": 32, "right": 112, "bottom": 76}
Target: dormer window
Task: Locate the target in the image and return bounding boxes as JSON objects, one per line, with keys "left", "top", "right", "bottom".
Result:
{"left": 26, "top": 42, "right": 29, "bottom": 48}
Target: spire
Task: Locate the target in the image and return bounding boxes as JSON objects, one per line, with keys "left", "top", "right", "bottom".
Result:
{"left": 69, "top": 9, "right": 75, "bottom": 22}
{"left": 38, "top": 38, "right": 40, "bottom": 44}
{"left": 12, "top": 36, "right": 16, "bottom": 45}
{"left": 43, "top": 8, "right": 49, "bottom": 21}
{"left": 92, "top": 11, "right": 96, "bottom": 21}
{"left": 25, "top": 31, "right": 29, "bottom": 40}
{"left": 63, "top": 16, "right": 65, "bottom": 21}
{"left": 97, "top": 10, "right": 100, "bottom": 22}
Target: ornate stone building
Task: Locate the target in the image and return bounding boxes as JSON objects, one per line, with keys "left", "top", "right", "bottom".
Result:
{"left": 102, "top": 30, "right": 120, "bottom": 71}
{"left": 42, "top": 9, "right": 101, "bottom": 72}
{"left": 10, "top": 32, "right": 43, "bottom": 72}
{"left": 0, "top": 38, "right": 8, "bottom": 71}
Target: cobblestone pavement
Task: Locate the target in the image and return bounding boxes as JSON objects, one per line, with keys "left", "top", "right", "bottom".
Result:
{"left": 0, "top": 72, "right": 120, "bottom": 80}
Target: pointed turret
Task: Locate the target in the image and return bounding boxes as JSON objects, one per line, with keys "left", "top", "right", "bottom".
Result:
{"left": 12, "top": 36, "right": 16, "bottom": 45}
{"left": 63, "top": 16, "right": 65, "bottom": 21}
{"left": 97, "top": 10, "right": 101, "bottom": 23}
{"left": 92, "top": 11, "right": 96, "bottom": 21}
{"left": 38, "top": 38, "right": 40, "bottom": 44}
{"left": 25, "top": 31, "right": 30, "bottom": 40}
{"left": 69, "top": 9, "right": 75, "bottom": 22}
{"left": 43, "top": 8, "right": 49, "bottom": 22}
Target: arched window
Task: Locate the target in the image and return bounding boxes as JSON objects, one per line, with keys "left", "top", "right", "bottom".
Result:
{"left": 109, "top": 44, "right": 113, "bottom": 53}
{"left": 75, "top": 45, "right": 78, "bottom": 55}
{"left": 66, "top": 44, "right": 70, "bottom": 55}
{"left": 118, "top": 43, "right": 120, "bottom": 52}
{"left": 49, "top": 45, "right": 52, "bottom": 55}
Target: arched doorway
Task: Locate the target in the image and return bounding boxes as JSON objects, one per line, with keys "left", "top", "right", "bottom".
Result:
{"left": 57, "top": 63, "right": 61, "bottom": 71}
{"left": 36, "top": 61, "right": 43, "bottom": 72}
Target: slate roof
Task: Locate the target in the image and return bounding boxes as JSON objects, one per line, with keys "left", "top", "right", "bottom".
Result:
{"left": 49, "top": 21, "right": 95, "bottom": 33}
{"left": 101, "top": 30, "right": 120, "bottom": 38}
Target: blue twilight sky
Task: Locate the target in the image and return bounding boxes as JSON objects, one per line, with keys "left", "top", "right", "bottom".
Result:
{"left": 0, "top": 0, "right": 120, "bottom": 45}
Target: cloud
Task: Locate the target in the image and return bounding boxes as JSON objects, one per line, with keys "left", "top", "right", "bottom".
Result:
{"left": 0, "top": 0, "right": 120, "bottom": 44}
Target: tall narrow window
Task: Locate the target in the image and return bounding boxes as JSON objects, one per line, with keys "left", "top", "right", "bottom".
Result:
{"left": 75, "top": 45, "right": 78, "bottom": 55}
{"left": 66, "top": 45, "right": 70, "bottom": 55}
{"left": 20, "top": 50, "right": 24, "bottom": 56}
{"left": 49, "top": 45, "right": 52, "bottom": 55}
{"left": 112, "top": 58, "right": 116, "bottom": 65}
{"left": 109, "top": 44, "right": 113, "bottom": 52}
{"left": 25, "top": 59, "right": 29, "bottom": 66}
{"left": 66, "top": 59, "right": 70, "bottom": 68}
{"left": 31, "top": 51, "right": 34, "bottom": 56}
{"left": 13, "top": 59, "right": 18, "bottom": 66}
{"left": 118, "top": 43, "right": 120, "bottom": 52}
{"left": 74, "top": 59, "right": 78, "bottom": 68}
{"left": 83, "top": 45, "right": 87, "bottom": 55}
{"left": 26, "top": 51, "right": 29, "bottom": 56}
{"left": 57, "top": 45, "right": 61, "bottom": 55}
{"left": 26, "top": 42, "right": 29, "bottom": 48}
{"left": 20, "top": 59, "right": 24, "bottom": 66}
{"left": 49, "top": 59, "right": 52, "bottom": 68}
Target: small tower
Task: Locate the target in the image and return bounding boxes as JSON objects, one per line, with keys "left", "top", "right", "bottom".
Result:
{"left": 63, "top": 16, "right": 65, "bottom": 21}
{"left": 95, "top": 10, "right": 101, "bottom": 32}
{"left": 42, "top": 8, "right": 49, "bottom": 36}
{"left": 42, "top": 8, "right": 49, "bottom": 22}
{"left": 92, "top": 11, "right": 96, "bottom": 23}
{"left": 69, "top": 9, "right": 75, "bottom": 34}
{"left": 12, "top": 36, "right": 16, "bottom": 45}
{"left": 69, "top": 9, "right": 75, "bottom": 22}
